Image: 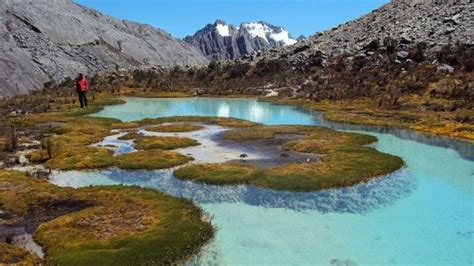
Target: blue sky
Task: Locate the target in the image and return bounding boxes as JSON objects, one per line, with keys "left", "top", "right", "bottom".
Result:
{"left": 75, "top": 0, "right": 389, "bottom": 38}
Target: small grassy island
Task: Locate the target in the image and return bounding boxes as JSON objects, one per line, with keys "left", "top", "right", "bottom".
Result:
{"left": 174, "top": 125, "right": 404, "bottom": 192}
{"left": 0, "top": 171, "right": 213, "bottom": 265}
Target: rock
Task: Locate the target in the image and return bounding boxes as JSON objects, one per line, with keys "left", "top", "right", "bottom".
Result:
{"left": 6, "top": 157, "right": 19, "bottom": 166}
{"left": 445, "top": 27, "right": 456, "bottom": 34}
{"left": 280, "top": 153, "right": 290, "bottom": 158}
{"left": 396, "top": 51, "right": 409, "bottom": 59}
{"left": 437, "top": 64, "right": 454, "bottom": 74}
{"left": 239, "top": 154, "right": 248, "bottom": 158}
{"left": 265, "top": 89, "right": 279, "bottom": 97}
{"left": 27, "top": 170, "right": 50, "bottom": 179}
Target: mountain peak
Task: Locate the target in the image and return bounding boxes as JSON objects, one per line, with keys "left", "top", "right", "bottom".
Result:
{"left": 214, "top": 19, "right": 227, "bottom": 26}
{"left": 214, "top": 20, "right": 231, "bottom": 37}
{"left": 185, "top": 20, "right": 297, "bottom": 61}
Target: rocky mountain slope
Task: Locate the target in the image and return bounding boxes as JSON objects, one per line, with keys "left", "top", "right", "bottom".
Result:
{"left": 184, "top": 20, "right": 298, "bottom": 61}
{"left": 257, "top": 0, "right": 473, "bottom": 64}
{"left": 0, "top": 0, "right": 208, "bottom": 97}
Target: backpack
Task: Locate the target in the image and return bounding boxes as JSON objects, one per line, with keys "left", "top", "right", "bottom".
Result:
{"left": 78, "top": 78, "right": 89, "bottom": 92}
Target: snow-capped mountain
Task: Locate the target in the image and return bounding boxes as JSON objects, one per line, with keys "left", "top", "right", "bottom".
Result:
{"left": 184, "top": 20, "right": 298, "bottom": 61}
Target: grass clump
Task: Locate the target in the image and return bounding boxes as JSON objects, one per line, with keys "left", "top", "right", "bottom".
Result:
{"left": 0, "top": 170, "right": 214, "bottom": 265}
{"left": 175, "top": 125, "right": 403, "bottom": 192}
{"left": 174, "top": 163, "right": 259, "bottom": 185}
{"left": 114, "top": 150, "right": 193, "bottom": 170}
{"left": 45, "top": 146, "right": 115, "bottom": 170}
{"left": 134, "top": 136, "right": 199, "bottom": 150}
{"left": 118, "top": 132, "right": 200, "bottom": 150}
{"left": 147, "top": 124, "right": 204, "bottom": 133}
{"left": 0, "top": 136, "right": 5, "bottom": 151}
{"left": 137, "top": 116, "right": 256, "bottom": 128}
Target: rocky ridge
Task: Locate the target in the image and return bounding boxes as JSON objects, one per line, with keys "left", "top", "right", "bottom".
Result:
{"left": 0, "top": 0, "right": 208, "bottom": 96}
{"left": 254, "top": 0, "right": 473, "bottom": 66}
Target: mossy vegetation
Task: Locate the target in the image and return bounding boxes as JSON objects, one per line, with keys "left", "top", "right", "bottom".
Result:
{"left": 26, "top": 134, "right": 195, "bottom": 171}
{"left": 119, "top": 87, "right": 193, "bottom": 98}
{"left": 114, "top": 150, "right": 193, "bottom": 170}
{"left": 146, "top": 124, "right": 204, "bottom": 132}
{"left": 8, "top": 103, "right": 259, "bottom": 171}
{"left": 174, "top": 163, "right": 260, "bottom": 185}
{"left": 0, "top": 170, "right": 213, "bottom": 265}
{"left": 135, "top": 136, "right": 199, "bottom": 150}
{"left": 175, "top": 125, "right": 404, "bottom": 192}
{"left": 136, "top": 116, "right": 256, "bottom": 128}
{"left": 0, "top": 136, "right": 5, "bottom": 151}
{"left": 268, "top": 97, "right": 474, "bottom": 141}
{"left": 118, "top": 131, "right": 200, "bottom": 150}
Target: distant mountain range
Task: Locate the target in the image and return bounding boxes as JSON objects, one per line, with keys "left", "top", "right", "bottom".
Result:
{"left": 184, "top": 20, "right": 302, "bottom": 61}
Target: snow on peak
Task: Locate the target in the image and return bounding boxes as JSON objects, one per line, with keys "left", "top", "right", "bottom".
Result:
{"left": 215, "top": 23, "right": 230, "bottom": 37}
{"left": 243, "top": 22, "right": 271, "bottom": 42}
{"left": 270, "top": 30, "right": 297, "bottom": 45}
{"left": 242, "top": 22, "right": 296, "bottom": 46}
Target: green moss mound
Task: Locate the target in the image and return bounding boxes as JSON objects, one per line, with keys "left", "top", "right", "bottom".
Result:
{"left": 118, "top": 132, "right": 200, "bottom": 150}
{"left": 0, "top": 171, "right": 213, "bottom": 265}
{"left": 146, "top": 124, "right": 204, "bottom": 132}
{"left": 115, "top": 150, "right": 193, "bottom": 170}
{"left": 174, "top": 125, "right": 404, "bottom": 192}
{"left": 174, "top": 163, "right": 260, "bottom": 185}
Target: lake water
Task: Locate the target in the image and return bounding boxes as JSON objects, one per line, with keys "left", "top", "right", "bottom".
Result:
{"left": 58, "top": 97, "right": 473, "bottom": 265}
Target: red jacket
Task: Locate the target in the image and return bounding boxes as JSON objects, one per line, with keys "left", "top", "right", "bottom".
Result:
{"left": 76, "top": 77, "right": 89, "bottom": 92}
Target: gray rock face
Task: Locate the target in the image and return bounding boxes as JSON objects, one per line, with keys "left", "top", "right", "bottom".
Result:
{"left": 0, "top": 0, "right": 208, "bottom": 96}
{"left": 184, "top": 20, "right": 297, "bottom": 61}
{"left": 255, "top": 0, "right": 473, "bottom": 64}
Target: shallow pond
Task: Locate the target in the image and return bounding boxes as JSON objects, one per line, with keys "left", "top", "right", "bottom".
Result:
{"left": 55, "top": 97, "right": 473, "bottom": 265}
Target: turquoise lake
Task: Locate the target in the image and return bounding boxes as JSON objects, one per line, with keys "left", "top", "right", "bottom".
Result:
{"left": 57, "top": 97, "right": 473, "bottom": 265}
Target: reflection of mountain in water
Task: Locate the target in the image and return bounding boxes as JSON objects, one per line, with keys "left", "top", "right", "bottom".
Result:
{"left": 99, "top": 167, "right": 415, "bottom": 213}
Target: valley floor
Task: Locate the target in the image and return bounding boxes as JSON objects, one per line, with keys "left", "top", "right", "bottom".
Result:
{"left": 0, "top": 92, "right": 471, "bottom": 264}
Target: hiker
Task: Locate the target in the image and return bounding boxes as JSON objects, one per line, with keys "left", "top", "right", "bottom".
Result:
{"left": 76, "top": 73, "right": 89, "bottom": 108}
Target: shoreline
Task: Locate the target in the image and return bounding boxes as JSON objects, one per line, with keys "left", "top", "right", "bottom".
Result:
{"left": 258, "top": 96, "right": 474, "bottom": 143}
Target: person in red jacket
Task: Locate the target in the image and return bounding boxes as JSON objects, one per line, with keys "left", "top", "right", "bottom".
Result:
{"left": 75, "top": 73, "right": 89, "bottom": 108}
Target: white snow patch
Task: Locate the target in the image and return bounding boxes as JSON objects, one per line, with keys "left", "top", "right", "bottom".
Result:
{"left": 270, "top": 30, "right": 297, "bottom": 45}
{"left": 243, "top": 22, "right": 270, "bottom": 43}
{"left": 216, "top": 23, "right": 230, "bottom": 37}
{"left": 243, "top": 22, "right": 296, "bottom": 46}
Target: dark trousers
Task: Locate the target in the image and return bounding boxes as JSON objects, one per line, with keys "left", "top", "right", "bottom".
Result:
{"left": 78, "top": 91, "right": 88, "bottom": 108}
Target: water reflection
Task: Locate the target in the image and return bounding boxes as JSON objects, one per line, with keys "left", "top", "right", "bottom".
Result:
{"left": 51, "top": 167, "right": 415, "bottom": 214}
{"left": 308, "top": 110, "right": 474, "bottom": 161}
{"left": 94, "top": 97, "right": 473, "bottom": 161}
